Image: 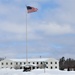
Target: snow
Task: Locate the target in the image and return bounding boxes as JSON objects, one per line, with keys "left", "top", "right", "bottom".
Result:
{"left": 10, "top": 58, "right": 58, "bottom": 62}
{"left": 0, "top": 69, "right": 75, "bottom": 75}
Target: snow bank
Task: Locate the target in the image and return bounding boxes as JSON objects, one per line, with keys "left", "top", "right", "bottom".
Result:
{"left": 0, "top": 69, "right": 75, "bottom": 75}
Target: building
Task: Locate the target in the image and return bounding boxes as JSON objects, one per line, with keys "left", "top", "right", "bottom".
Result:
{"left": 0, "top": 58, "right": 59, "bottom": 70}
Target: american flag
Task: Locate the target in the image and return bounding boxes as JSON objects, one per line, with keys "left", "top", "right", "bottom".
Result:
{"left": 26, "top": 6, "right": 38, "bottom": 13}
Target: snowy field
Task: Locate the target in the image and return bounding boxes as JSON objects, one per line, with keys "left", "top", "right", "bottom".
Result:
{"left": 0, "top": 69, "right": 75, "bottom": 75}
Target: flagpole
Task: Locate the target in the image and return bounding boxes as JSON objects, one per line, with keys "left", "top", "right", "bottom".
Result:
{"left": 26, "top": 6, "right": 28, "bottom": 65}
{"left": 25, "top": 6, "right": 38, "bottom": 65}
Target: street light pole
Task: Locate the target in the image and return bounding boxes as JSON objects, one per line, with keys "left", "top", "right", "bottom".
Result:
{"left": 43, "top": 61, "right": 46, "bottom": 73}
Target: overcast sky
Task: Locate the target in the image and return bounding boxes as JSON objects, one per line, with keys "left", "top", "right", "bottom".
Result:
{"left": 0, "top": 0, "right": 75, "bottom": 59}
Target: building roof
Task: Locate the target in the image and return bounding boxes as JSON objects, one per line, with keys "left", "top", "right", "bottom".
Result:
{"left": 10, "top": 58, "right": 58, "bottom": 62}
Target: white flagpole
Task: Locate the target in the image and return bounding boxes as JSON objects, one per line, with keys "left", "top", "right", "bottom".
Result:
{"left": 26, "top": 6, "right": 28, "bottom": 65}
{"left": 25, "top": 6, "right": 38, "bottom": 65}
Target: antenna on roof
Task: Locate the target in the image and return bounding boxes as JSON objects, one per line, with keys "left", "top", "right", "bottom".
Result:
{"left": 4, "top": 57, "right": 6, "bottom": 59}
{"left": 40, "top": 56, "right": 41, "bottom": 58}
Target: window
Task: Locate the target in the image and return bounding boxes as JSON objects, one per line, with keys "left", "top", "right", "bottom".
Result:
{"left": 10, "top": 67, "right": 12, "bottom": 69}
{"left": 41, "top": 62, "right": 42, "bottom": 64}
{"left": 20, "top": 62, "right": 22, "bottom": 65}
{"left": 16, "top": 62, "right": 18, "bottom": 65}
{"left": 2, "top": 63, "right": 3, "bottom": 65}
{"left": 51, "top": 66, "right": 53, "bottom": 69}
{"left": 33, "top": 62, "right": 35, "bottom": 64}
{"left": 10, "top": 62, "right": 12, "bottom": 65}
{"left": 46, "top": 66, "right": 48, "bottom": 68}
{"left": 37, "top": 62, "right": 39, "bottom": 64}
{"left": 6, "top": 62, "right": 8, "bottom": 65}
{"left": 28, "top": 62, "right": 30, "bottom": 64}
{"left": 55, "top": 62, "right": 57, "bottom": 64}
{"left": 46, "top": 62, "right": 48, "bottom": 64}
{"left": 55, "top": 66, "right": 57, "bottom": 68}
{"left": 51, "top": 62, "right": 52, "bottom": 64}
{"left": 20, "top": 67, "right": 22, "bottom": 69}
{"left": 33, "top": 67, "right": 35, "bottom": 69}
{"left": 24, "top": 62, "right": 26, "bottom": 64}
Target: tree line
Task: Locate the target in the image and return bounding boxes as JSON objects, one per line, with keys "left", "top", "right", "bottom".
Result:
{"left": 59, "top": 57, "right": 75, "bottom": 71}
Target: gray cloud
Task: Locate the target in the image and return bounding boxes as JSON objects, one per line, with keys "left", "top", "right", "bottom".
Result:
{"left": 0, "top": 0, "right": 75, "bottom": 59}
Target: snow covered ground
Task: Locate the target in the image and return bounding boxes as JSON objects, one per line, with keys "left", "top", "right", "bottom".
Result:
{"left": 0, "top": 69, "right": 75, "bottom": 75}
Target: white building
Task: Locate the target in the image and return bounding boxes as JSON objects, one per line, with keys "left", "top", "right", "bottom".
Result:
{"left": 0, "top": 58, "right": 59, "bottom": 70}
